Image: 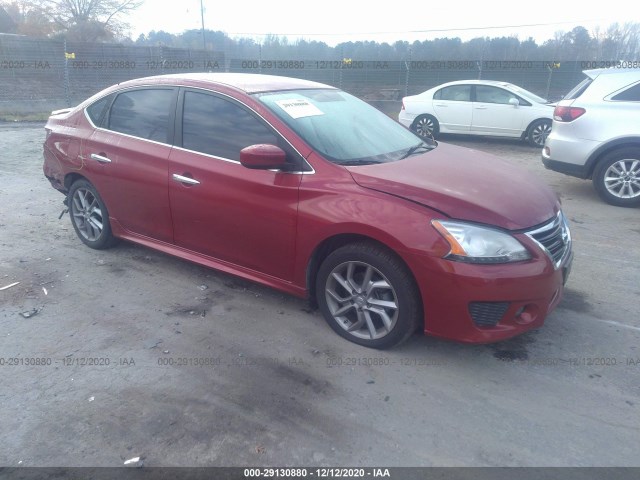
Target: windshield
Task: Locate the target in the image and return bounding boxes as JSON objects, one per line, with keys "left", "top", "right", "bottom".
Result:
{"left": 508, "top": 85, "right": 548, "bottom": 103}
{"left": 255, "top": 89, "right": 434, "bottom": 164}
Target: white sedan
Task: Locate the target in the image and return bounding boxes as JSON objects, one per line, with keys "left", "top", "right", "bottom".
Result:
{"left": 399, "top": 80, "right": 555, "bottom": 147}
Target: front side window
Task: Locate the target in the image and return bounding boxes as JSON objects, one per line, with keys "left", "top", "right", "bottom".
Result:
{"left": 435, "top": 85, "right": 471, "bottom": 102}
{"left": 182, "top": 91, "right": 278, "bottom": 161}
{"left": 256, "top": 89, "right": 434, "bottom": 164}
{"left": 108, "top": 89, "right": 174, "bottom": 143}
{"left": 475, "top": 86, "right": 518, "bottom": 105}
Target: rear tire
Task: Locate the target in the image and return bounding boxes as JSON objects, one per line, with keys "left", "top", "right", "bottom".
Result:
{"left": 316, "top": 242, "right": 421, "bottom": 349}
{"left": 411, "top": 115, "right": 439, "bottom": 140}
{"left": 527, "top": 119, "right": 552, "bottom": 147}
{"left": 68, "top": 179, "right": 118, "bottom": 249}
{"left": 592, "top": 148, "right": 640, "bottom": 207}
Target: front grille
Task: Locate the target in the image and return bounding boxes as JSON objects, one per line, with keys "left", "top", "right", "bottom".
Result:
{"left": 469, "top": 302, "right": 510, "bottom": 327}
{"left": 525, "top": 212, "right": 571, "bottom": 269}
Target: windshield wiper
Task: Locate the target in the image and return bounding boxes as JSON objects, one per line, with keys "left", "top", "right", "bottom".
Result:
{"left": 399, "top": 142, "right": 434, "bottom": 160}
{"left": 337, "top": 159, "right": 384, "bottom": 166}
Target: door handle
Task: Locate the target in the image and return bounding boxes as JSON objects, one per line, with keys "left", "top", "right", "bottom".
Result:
{"left": 474, "top": 106, "right": 488, "bottom": 110}
{"left": 434, "top": 103, "right": 448, "bottom": 107}
{"left": 172, "top": 173, "right": 200, "bottom": 185}
{"left": 90, "top": 153, "right": 111, "bottom": 163}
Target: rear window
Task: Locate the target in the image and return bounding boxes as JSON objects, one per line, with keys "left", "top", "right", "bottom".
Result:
{"left": 611, "top": 82, "right": 640, "bottom": 101}
{"left": 85, "top": 94, "right": 114, "bottom": 126}
{"left": 108, "top": 89, "right": 174, "bottom": 143}
{"left": 563, "top": 77, "right": 593, "bottom": 100}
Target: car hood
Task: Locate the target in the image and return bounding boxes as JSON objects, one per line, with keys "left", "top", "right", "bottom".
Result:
{"left": 346, "top": 142, "right": 559, "bottom": 230}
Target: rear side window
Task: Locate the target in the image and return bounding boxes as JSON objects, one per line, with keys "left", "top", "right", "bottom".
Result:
{"left": 108, "top": 89, "right": 174, "bottom": 143}
{"left": 611, "top": 82, "right": 640, "bottom": 101}
{"left": 181, "top": 91, "right": 278, "bottom": 160}
{"left": 85, "top": 93, "right": 114, "bottom": 127}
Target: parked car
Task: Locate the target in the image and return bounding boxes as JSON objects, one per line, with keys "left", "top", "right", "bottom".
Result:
{"left": 399, "top": 80, "right": 555, "bottom": 146}
{"left": 542, "top": 68, "right": 640, "bottom": 207}
{"left": 43, "top": 73, "right": 572, "bottom": 349}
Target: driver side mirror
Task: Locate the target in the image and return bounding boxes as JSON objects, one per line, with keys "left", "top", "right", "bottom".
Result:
{"left": 240, "top": 144, "right": 287, "bottom": 170}
{"left": 509, "top": 97, "right": 519, "bottom": 107}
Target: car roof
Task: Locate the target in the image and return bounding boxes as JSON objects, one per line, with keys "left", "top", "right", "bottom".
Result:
{"left": 434, "top": 79, "right": 514, "bottom": 88}
{"left": 116, "top": 73, "right": 335, "bottom": 94}
{"left": 584, "top": 68, "right": 640, "bottom": 79}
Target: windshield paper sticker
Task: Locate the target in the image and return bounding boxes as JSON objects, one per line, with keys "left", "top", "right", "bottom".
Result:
{"left": 275, "top": 99, "right": 324, "bottom": 119}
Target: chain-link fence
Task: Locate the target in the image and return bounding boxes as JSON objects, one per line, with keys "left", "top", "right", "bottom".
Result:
{"left": 1, "top": 34, "right": 591, "bottom": 115}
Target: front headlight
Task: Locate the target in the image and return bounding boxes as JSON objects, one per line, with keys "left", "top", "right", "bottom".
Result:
{"left": 432, "top": 220, "right": 531, "bottom": 264}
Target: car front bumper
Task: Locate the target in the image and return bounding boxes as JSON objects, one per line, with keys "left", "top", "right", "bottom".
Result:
{"left": 408, "top": 245, "right": 573, "bottom": 344}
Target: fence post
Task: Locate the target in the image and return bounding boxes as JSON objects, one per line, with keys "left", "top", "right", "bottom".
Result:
{"left": 545, "top": 64, "right": 553, "bottom": 100}
{"left": 64, "top": 39, "right": 70, "bottom": 107}
{"left": 405, "top": 47, "right": 411, "bottom": 97}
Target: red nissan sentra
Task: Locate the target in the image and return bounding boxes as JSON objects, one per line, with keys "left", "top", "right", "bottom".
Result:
{"left": 43, "top": 73, "right": 573, "bottom": 349}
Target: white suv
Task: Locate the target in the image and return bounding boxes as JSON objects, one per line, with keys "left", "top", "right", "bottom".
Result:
{"left": 542, "top": 68, "right": 640, "bottom": 207}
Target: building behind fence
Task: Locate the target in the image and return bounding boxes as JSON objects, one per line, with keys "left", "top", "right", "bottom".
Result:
{"left": 0, "top": 34, "right": 594, "bottom": 115}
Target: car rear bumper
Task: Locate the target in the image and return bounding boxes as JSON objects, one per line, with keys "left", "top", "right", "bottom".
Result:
{"left": 542, "top": 131, "right": 600, "bottom": 179}
{"left": 398, "top": 111, "right": 414, "bottom": 128}
{"left": 409, "top": 248, "right": 572, "bottom": 344}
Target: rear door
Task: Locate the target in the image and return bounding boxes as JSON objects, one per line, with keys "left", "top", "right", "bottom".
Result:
{"left": 432, "top": 84, "right": 472, "bottom": 131}
{"left": 82, "top": 88, "right": 177, "bottom": 243}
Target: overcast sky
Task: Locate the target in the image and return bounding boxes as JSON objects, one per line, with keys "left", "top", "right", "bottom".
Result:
{"left": 128, "top": 0, "right": 634, "bottom": 45}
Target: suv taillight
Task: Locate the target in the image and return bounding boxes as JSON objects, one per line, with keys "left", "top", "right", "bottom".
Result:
{"left": 401, "top": 100, "right": 405, "bottom": 111}
{"left": 553, "top": 106, "right": 586, "bottom": 122}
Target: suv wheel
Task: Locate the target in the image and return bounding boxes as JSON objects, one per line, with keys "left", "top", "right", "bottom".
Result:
{"left": 593, "top": 148, "right": 640, "bottom": 207}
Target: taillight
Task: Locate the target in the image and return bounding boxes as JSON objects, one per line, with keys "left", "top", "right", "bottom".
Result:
{"left": 401, "top": 100, "right": 405, "bottom": 110}
{"left": 553, "top": 106, "right": 585, "bottom": 122}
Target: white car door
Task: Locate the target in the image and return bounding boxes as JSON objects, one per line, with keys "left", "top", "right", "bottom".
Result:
{"left": 432, "top": 85, "right": 472, "bottom": 132}
{"left": 471, "top": 85, "right": 524, "bottom": 136}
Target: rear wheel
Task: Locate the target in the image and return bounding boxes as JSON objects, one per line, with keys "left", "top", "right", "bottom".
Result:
{"left": 592, "top": 148, "right": 640, "bottom": 207}
{"left": 68, "top": 179, "right": 117, "bottom": 249}
{"left": 411, "top": 115, "right": 439, "bottom": 140}
{"left": 527, "top": 119, "right": 552, "bottom": 147}
{"left": 316, "top": 242, "right": 421, "bottom": 349}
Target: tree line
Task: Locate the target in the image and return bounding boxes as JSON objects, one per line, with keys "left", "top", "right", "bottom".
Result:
{"left": 1, "top": 1, "right": 639, "bottom": 60}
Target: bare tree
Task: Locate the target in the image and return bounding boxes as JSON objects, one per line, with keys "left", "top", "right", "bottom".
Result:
{"left": 25, "top": 0, "right": 143, "bottom": 41}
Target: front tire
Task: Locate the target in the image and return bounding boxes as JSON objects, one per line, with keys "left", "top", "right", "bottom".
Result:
{"left": 527, "top": 119, "right": 552, "bottom": 147}
{"left": 316, "top": 242, "right": 421, "bottom": 349}
{"left": 411, "top": 115, "right": 439, "bottom": 140}
{"left": 592, "top": 148, "right": 640, "bottom": 207}
{"left": 68, "top": 179, "right": 117, "bottom": 249}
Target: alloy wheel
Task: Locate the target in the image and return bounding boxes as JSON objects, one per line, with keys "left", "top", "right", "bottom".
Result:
{"left": 71, "top": 187, "right": 105, "bottom": 241}
{"left": 604, "top": 159, "right": 640, "bottom": 199}
{"left": 324, "top": 261, "right": 399, "bottom": 340}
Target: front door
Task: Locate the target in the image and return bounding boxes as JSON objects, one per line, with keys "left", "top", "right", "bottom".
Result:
{"left": 168, "top": 89, "right": 301, "bottom": 281}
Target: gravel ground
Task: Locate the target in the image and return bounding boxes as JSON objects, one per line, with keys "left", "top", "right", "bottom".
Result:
{"left": 0, "top": 124, "right": 639, "bottom": 468}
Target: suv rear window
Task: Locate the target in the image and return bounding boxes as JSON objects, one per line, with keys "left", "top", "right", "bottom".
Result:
{"left": 611, "top": 82, "right": 640, "bottom": 101}
{"left": 563, "top": 77, "right": 593, "bottom": 100}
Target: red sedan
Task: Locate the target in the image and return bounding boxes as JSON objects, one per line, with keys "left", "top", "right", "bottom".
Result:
{"left": 43, "top": 73, "right": 573, "bottom": 348}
